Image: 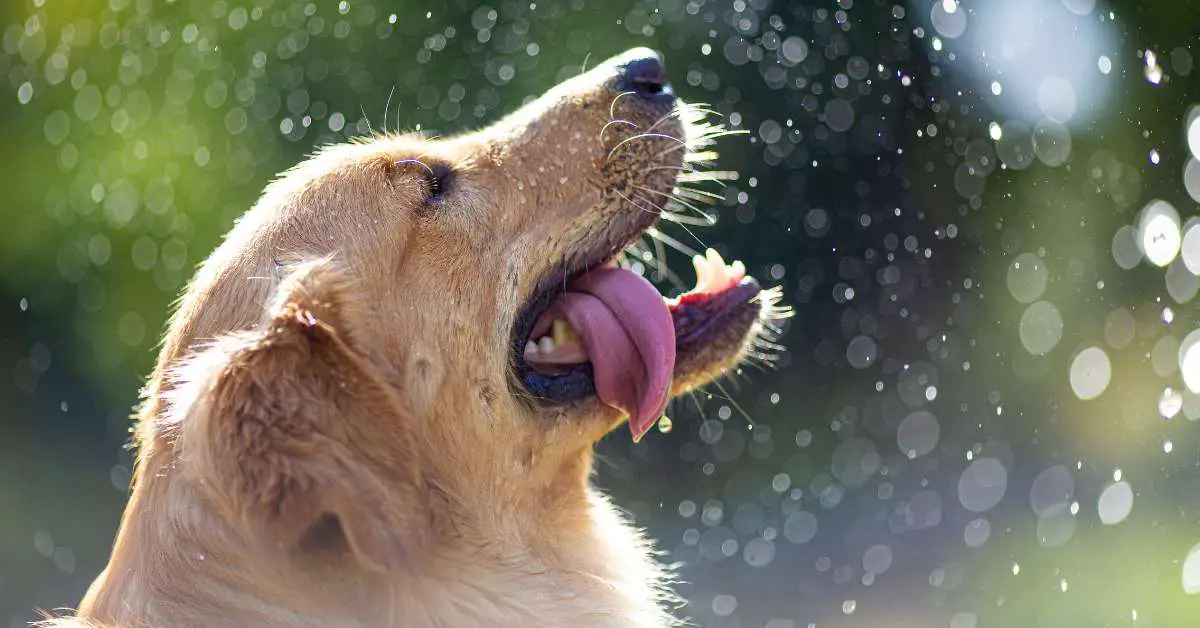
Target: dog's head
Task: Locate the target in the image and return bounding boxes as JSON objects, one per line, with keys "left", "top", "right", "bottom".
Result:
{"left": 158, "top": 49, "right": 781, "bottom": 579}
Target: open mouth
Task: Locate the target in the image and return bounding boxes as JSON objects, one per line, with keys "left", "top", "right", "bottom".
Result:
{"left": 512, "top": 246, "right": 763, "bottom": 441}
{"left": 504, "top": 48, "right": 776, "bottom": 442}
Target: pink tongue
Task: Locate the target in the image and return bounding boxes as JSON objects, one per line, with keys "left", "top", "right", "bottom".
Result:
{"left": 537, "top": 268, "right": 675, "bottom": 440}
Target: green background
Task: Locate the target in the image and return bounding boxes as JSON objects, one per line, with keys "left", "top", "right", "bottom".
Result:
{"left": 2, "top": 0, "right": 1200, "bottom": 626}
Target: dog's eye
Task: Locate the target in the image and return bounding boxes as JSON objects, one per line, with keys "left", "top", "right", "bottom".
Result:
{"left": 423, "top": 163, "right": 453, "bottom": 204}
{"left": 393, "top": 160, "right": 453, "bottom": 210}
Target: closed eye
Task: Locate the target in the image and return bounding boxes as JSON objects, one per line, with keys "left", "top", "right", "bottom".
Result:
{"left": 394, "top": 159, "right": 454, "bottom": 208}
{"left": 425, "top": 162, "right": 453, "bottom": 203}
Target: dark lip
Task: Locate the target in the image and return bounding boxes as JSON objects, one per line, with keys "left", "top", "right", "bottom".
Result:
{"left": 672, "top": 277, "right": 763, "bottom": 347}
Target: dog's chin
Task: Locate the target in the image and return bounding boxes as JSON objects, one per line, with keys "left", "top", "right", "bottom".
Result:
{"left": 548, "top": 395, "right": 628, "bottom": 438}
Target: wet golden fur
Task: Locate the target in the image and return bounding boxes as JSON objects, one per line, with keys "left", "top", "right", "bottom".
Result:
{"left": 45, "top": 50, "right": 767, "bottom": 627}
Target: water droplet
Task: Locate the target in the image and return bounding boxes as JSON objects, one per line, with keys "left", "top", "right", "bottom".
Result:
{"left": 1007, "top": 253, "right": 1048, "bottom": 303}
{"left": 1183, "top": 543, "right": 1200, "bottom": 593}
{"left": 1159, "top": 388, "right": 1184, "bottom": 419}
{"left": 897, "top": 410, "right": 940, "bottom": 458}
{"left": 959, "top": 458, "right": 1008, "bottom": 513}
{"left": 711, "top": 594, "right": 737, "bottom": 617}
{"left": 1019, "top": 301, "right": 1064, "bottom": 355}
{"left": 862, "top": 544, "right": 893, "bottom": 575}
{"left": 1139, "top": 200, "right": 1182, "bottom": 267}
{"left": 1069, "top": 347, "right": 1111, "bottom": 400}
{"left": 1098, "top": 481, "right": 1133, "bottom": 525}
{"left": 1181, "top": 329, "right": 1200, "bottom": 393}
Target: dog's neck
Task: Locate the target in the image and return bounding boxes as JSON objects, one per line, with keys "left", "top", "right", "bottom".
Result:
{"left": 81, "top": 440, "right": 674, "bottom": 628}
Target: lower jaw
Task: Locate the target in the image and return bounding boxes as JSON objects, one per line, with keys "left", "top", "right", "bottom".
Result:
{"left": 515, "top": 278, "right": 764, "bottom": 413}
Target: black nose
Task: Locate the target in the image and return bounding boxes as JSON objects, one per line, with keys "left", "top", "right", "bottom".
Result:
{"left": 619, "top": 50, "right": 673, "bottom": 100}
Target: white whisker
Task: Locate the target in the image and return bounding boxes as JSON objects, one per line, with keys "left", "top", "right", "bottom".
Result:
{"left": 395, "top": 158, "right": 436, "bottom": 179}
{"left": 642, "top": 234, "right": 686, "bottom": 289}
{"left": 645, "top": 166, "right": 737, "bottom": 187}
{"left": 633, "top": 184, "right": 713, "bottom": 216}
{"left": 599, "top": 119, "right": 640, "bottom": 143}
{"left": 358, "top": 104, "right": 374, "bottom": 136}
{"left": 607, "top": 133, "right": 688, "bottom": 163}
{"left": 614, "top": 190, "right": 664, "bottom": 217}
{"left": 711, "top": 380, "right": 755, "bottom": 427}
{"left": 661, "top": 211, "right": 717, "bottom": 227}
{"left": 673, "top": 186, "right": 724, "bottom": 204}
{"left": 383, "top": 85, "right": 395, "bottom": 134}
{"left": 688, "top": 391, "right": 708, "bottom": 420}
{"left": 645, "top": 108, "right": 684, "bottom": 133}
{"left": 608, "top": 91, "right": 638, "bottom": 121}
{"left": 646, "top": 227, "right": 704, "bottom": 258}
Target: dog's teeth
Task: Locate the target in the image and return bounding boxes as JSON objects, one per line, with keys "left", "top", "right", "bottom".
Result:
{"left": 730, "top": 260, "right": 746, "bottom": 281}
{"left": 690, "top": 249, "right": 746, "bottom": 294}
{"left": 538, "top": 336, "right": 555, "bottom": 353}
{"left": 705, "top": 247, "right": 725, "bottom": 268}
{"left": 524, "top": 340, "right": 538, "bottom": 356}
{"left": 705, "top": 249, "right": 728, "bottom": 288}
{"left": 714, "top": 264, "right": 729, "bottom": 288}
{"left": 552, "top": 319, "right": 581, "bottom": 347}
{"left": 692, "top": 254, "right": 711, "bottom": 291}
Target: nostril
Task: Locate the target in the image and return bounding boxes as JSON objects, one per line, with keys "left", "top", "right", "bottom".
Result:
{"left": 633, "top": 79, "right": 664, "bottom": 95}
{"left": 620, "top": 53, "right": 673, "bottom": 99}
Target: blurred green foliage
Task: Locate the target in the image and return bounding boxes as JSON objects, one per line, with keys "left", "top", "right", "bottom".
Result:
{"left": 3, "top": 0, "right": 1200, "bottom": 626}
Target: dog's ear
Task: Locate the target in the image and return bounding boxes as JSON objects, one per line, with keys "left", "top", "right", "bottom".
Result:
{"left": 175, "top": 260, "right": 428, "bottom": 573}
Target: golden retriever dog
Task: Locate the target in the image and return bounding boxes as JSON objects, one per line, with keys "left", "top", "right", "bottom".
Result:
{"left": 50, "top": 48, "right": 782, "bottom": 627}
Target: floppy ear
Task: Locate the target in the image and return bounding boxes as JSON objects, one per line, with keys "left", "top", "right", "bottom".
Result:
{"left": 175, "top": 260, "right": 428, "bottom": 573}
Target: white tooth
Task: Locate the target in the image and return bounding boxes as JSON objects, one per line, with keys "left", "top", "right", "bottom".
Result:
{"left": 538, "top": 336, "right": 556, "bottom": 353}
{"left": 730, "top": 260, "right": 746, "bottom": 281}
{"left": 704, "top": 249, "right": 725, "bottom": 287}
{"left": 692, "top": 254, "right": 710, "bottom": 291}
{"left": 706, "top": 248, "right": 728, "bottom": 289}
{"left": 552, "top": 318, "right": 580, "bottom": 347}
{"left": 525, "top": 340, "right": 539, "bottom": 355}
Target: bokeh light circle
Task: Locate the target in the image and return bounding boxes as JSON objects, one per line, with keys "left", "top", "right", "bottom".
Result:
{"left": 1019, "top": 301, "right": 1064, "bottom": 355}
{"left": 1069, "top": 347, "right": 1111, "bottom": 400}
{"left": 1097, "top": 481, "right": 1133, "bottom": 525}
